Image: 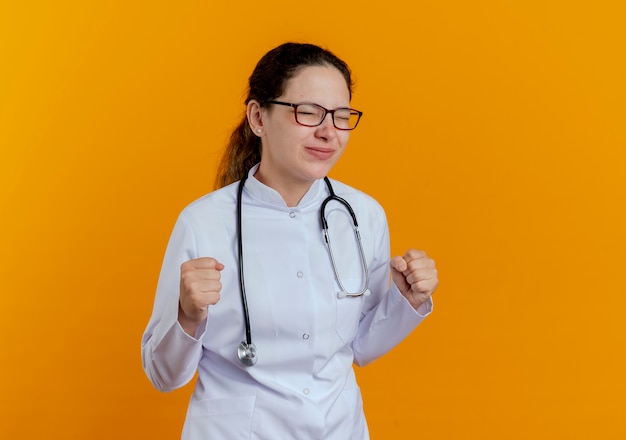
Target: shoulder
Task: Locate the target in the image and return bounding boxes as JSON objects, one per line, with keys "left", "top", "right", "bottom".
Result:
{"left": 178, "top": 181, "right": 239, "bottom": 225}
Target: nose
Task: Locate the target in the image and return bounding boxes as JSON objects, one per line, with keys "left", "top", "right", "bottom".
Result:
{"left": 315, "top": 112, "right": 337, "bottom": 140}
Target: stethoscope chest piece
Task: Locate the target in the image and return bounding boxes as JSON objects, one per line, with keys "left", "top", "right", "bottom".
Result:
{"left": 238, "top": 341, "right": 257, "bottom": 366}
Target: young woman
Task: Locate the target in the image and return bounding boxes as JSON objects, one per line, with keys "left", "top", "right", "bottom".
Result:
{"left": 142, "top": 42, "right": 438, "bottom": 439}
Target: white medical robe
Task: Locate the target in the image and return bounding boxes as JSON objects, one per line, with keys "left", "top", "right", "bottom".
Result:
{"left": 142, "top": 165, "right": 432, "bottom": 439}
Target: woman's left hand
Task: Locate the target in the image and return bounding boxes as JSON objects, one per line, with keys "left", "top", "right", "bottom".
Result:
{"left": 390, "top": 249, "right": 439, "bottom": 310}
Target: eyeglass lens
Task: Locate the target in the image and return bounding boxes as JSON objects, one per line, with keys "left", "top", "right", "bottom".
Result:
{"left": 295, "top": 104, "right": 360, "bottom": 130}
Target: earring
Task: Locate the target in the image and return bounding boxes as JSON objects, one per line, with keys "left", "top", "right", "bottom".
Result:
{"left": 256, "top": 129, "right": 262, "bottom": 133}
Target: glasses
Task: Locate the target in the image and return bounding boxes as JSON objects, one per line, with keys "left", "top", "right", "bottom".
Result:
{"left": 268, "top": 100, "right": 363, "bottom": 130}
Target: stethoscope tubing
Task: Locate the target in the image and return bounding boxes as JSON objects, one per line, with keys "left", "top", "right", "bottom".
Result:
{"left": 235, "top": 174, "right": 370, "bottom": 367}
{"left": 321, "top": 177, "right": 370, "bottom": 298}
{"left": 236, "top": 174, "right": 255, "bottom": 365}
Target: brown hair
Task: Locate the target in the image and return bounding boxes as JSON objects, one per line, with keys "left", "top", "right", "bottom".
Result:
{"left": 213, "top": 42, "right": 354, "bottom": 188}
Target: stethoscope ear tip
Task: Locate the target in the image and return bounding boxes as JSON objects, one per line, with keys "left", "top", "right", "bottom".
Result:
{"left": 337, "top": 291, "right": 347, "bottom": 299}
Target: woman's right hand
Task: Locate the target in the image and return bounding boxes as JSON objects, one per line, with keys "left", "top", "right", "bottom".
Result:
{"left": 178, "top": 257, "right": 224, "bottom": 336}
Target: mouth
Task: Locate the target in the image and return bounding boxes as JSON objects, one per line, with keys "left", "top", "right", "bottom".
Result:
{"left": 305, "top": 146, "right": 336, "bottom": 160}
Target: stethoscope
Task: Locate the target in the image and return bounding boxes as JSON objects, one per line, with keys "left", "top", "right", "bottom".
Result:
{"left": 236, "top": 173, "right": 370, "bottom": 366}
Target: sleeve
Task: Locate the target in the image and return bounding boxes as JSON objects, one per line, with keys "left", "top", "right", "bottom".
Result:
{"left": 351, "top": 203, "right": 433, "bottom": 367}
{"left": 141, "top": 211, "right": 208, "bottom": 392}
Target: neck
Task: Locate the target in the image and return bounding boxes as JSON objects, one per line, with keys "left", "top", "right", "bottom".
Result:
{"left": 253, "top": 167, "right": 313, "bottom": 207}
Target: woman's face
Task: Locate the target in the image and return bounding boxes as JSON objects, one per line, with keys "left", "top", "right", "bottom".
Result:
{"left": 254, "top": 65, "right": 352, "bottom": 193}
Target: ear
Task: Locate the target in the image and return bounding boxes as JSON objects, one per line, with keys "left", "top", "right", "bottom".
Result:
{"left": 246, "top": 100, "right": 265, "bottom": 136}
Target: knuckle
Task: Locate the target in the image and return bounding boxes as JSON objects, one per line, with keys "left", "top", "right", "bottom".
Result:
{"left": 409, "top": 249, "right": 425, "bottom": 258}
{"left": 180, "top": 274, "right": 191, "bottom": 288}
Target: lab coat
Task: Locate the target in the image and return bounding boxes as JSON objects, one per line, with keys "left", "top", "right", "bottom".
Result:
{"left": 142, "top": 165, "right": 432, "bottom": 439}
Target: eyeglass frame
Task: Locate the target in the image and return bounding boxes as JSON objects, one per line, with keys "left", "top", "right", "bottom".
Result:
{"left": 267, "top": 100, "right": 363, "bottom": 130}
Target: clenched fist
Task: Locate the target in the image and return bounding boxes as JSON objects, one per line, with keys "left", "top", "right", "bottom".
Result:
{"left": 390, "top": 249, "right": 438, "bottom": 310}
{"left": 178, "top": 257, "right": 224, "bottom": 336}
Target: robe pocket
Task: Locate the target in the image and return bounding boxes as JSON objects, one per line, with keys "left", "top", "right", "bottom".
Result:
{"left": 335, "top": 278, "right": 365, "bottom": 342}
{"left": 183, "top": 395, "right": 256, "bottom": 439}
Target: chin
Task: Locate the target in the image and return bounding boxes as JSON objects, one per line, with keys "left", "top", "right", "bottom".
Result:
{"left": 307, "top": 159, "right": 339, "bottom": 179}
{"left": 306, "top": 166, "right": 334, "bottom": 181}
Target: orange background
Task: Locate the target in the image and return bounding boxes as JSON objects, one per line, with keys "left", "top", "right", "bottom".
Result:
{"left": 1, "top": 1, "right": 625, "bottom": 438}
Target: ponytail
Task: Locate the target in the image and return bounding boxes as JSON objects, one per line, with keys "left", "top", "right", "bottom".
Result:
{"left": 214, "top": 116, "right": 261, "bottom": 189}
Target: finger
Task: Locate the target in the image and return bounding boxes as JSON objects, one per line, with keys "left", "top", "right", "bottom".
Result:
{"left": 180, "top": 269, "right": 221, "bottom": 288}
{"left": 198, "top": 291, "right": 221, "bottom": 308}
{"left": 404, "top": 258, "right": 436, "bottom": 274}
{"left": 179, "top": 289, "right": 220, "bottom": 323}
{"left": 390, "top": 255, "right": 408, "bottom": 273}
{"left": 184, "top": 289, "right": 221, "bottom": 307}
{"left": 181, "top": 259, "right": 224, "bottom": 285}
{"left": 390, "top": 256, "right": 412, "bottom": 296}
{"left": 404, "top": 267, "right": 438, "bottom": 286}
{"left": 182, "top": 281, "right": 222, "bottom": 312}
{"left": 188, "top": 279, "right": 222, "bottom": 294}
{"left": 403, "top": 249, "right": 426, "bottom": 262}
{"left": 412, "top": 278, "right": 438, "bottom": 295}
{"left": 184, "top": 257, "right": 225, "bottom": 271}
